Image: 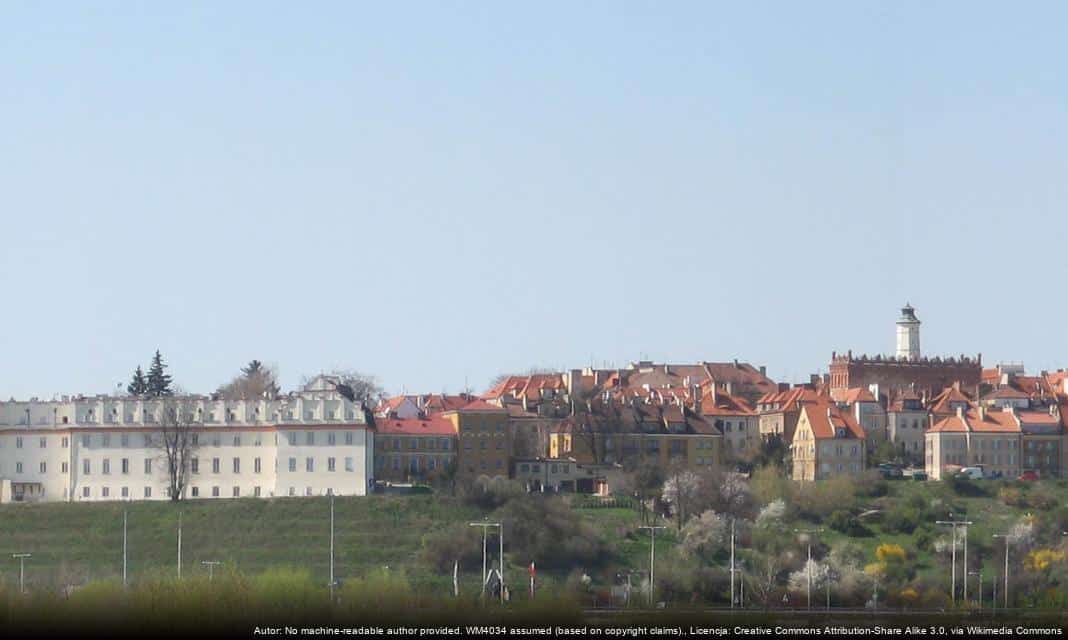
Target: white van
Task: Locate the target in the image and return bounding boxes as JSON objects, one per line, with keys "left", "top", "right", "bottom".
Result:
{"left": 958, "top": 467, "right": 984, "bottom": 480}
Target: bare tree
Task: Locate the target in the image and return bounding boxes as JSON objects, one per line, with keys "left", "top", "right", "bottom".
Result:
{"left": 303, "top": 369, "right": 384, "bottom": 407}
{"left": 216, "top": 359, "right": 280, "bottom": 400}
{"left": 748, "top": 553, "right": 784, "bottom": 611}
{"left": 154, "top": 398, "right": 199, "bottom": 502}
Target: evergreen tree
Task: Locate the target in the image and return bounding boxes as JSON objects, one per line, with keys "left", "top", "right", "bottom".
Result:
{"left": 146, "top": 350, "right": 174, "bottom": 397}
{"left": 127, "top": 366, "right": 148, "bottom": 396}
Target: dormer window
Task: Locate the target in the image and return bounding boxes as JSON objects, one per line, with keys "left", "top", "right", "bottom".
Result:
{"left": 835, "top": 427, "right": 846, "bottom": 438}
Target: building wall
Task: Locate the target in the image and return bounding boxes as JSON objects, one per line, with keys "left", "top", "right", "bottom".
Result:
{"left": 790, "top": 411, "right": 865, "bottom": 481}
{"left": 887, "top": 410, "right": 927, "bottom": 462}
{"left": 0, "top": 392, "right": 373, "bottom": 503}
{"left": 447, "top": 411, "right": 510, "bottom": 481}
{"left": 925, "top": 432, "right": 1021, "bottom": 480}
{"left": 829, "top": 356, "right": 981, "bottom": 398}
{"left": 373, "top": 433, "right": 457, "bottom": 481}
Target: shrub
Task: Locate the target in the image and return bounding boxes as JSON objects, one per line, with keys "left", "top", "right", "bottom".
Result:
{"left": 1028, "top": 492, "right": 1057, "bottom": 511}
{"left": 882, "top": 507, "right": 920, "bottom": 534}
{"left": 827, "top": 510, "right": 871, "bottom": 537}
{"left": 998, "top": 486, "right": 1027, "bottom": 508}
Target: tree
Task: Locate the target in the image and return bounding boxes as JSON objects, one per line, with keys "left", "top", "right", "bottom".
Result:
{"left": 217, "top": 359, "right": 281, "bottom": 400}
{"left": 304, "top": 369, "right": 383, "bottom": 407}
{"left": 662, "top": 468, "right": 703, "bottom": 530}
{"left": 146, "top": 350, "right": 173, "bottom": 397}
{"left": 748, "top": 553, "right": 784, "bottom": 611}
{"left": 679, "top": 510, "right": 729, "bottom": 562}
{"left": 154, "top": 399, "right": 199, "bottom": 502}
{"left": 127, "top": 366, "right": 148, "bottom": 396}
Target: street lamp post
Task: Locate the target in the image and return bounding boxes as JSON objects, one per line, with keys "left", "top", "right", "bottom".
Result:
{"left": 469, "top": 521, "right": 502, "bottom": 602}
{"left": 794, "top": 528, "right": 823, "bottom": 610}
{"left": 992, "top": 534, "right": 1012, "bottom": 610}
{"left": 936, "top": 518, "right": 973, "bottom": 606}
{"left": 639, "top": 525, "right": 666, "bottom": 606}
{"left": 12, "top": 554, "right": 31, "bottom": 594}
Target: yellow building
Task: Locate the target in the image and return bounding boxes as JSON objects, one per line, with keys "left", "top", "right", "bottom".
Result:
{"left": 442, "top": 400, "right": 511, "bottom": 481}
{"left": 791, "top": 402, "right": 867, "bottom": 481}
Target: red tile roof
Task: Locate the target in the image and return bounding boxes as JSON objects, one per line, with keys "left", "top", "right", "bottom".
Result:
{"left": 376, "top": 415, "right": 456, "bottom": 436}
{"left": 456, "top": 399, "right": 509, "bottom": 413}
{"left": 839, "top": 387, "right": 878, "bottom": 404}
{"left": 929, "top": 408, "right": 1020, "bottom": 434}
{"left": 800, "top": 402, "right": 865, "bottom": 439}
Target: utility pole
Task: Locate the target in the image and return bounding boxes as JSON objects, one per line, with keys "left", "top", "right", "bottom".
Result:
{"left": 992, "top": 533, "right": 1012, "bottom": 610}
{"left": 794, "top": 528, "right": 823, "bottom": 610}
{"left": 936, "top": 518, "right": 972, "bottom": 606}
{"left": 123, "top": 509, "right": 128, "bottom": 588}
{"left": 329, "top": 494, "right": 335, "bottom": 602}
{"left": 177, "top": 512, "right": 183, "bottom": 580}
{"left": 729, "top": 518, "right": 736, "bottom": 609}
{"left": 639, "top": 525, "right": 666, "bottom": 606}
{"left": 12, "top": 554, "right": 31, "bottom": 594}
{"left": 469, "top": 521, "right": 501, "bottom": 599}
{"left": 969, "top": 570, "right": 981, "bottom": 611}
{"left": 499, "top": 522, "right": 505, "bottom": 604}
{"left": 202, "top": 560, "right": 221, "bottom": 581}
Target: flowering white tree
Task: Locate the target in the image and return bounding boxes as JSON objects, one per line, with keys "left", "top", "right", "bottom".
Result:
{"left": 756, "top": 499, "right": 786, "bottom": 526}
{"left": 662, "top": 470, "right": 703, "bottom": 529}
{"left": 680, "top": 510, "right": 728, "bottom": 561}
{"left": 788, "top": 558, "right": 830, "bottom": 595}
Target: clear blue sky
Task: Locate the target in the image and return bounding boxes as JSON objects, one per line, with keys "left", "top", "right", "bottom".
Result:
{"left": 2, "top": 1, "right": 1066, "bottom": 399}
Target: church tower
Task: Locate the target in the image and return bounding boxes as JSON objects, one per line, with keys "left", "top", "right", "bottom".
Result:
{"left": 895, "top": 304, "right": 921, "bottom": 360}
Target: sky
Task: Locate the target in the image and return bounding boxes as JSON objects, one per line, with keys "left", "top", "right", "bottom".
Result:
{"left": 2, "top": 1, "right": 1066, "bottom": 399}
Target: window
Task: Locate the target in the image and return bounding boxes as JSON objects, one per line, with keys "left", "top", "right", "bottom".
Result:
{"left": 143, "top": 434, "right": 152, "bottom": 447}
{"left": 16, "top": 437, "right": 23, "bottom": 448}
{"left": 102, "top": 487, "right": 110, "bottom": 498}
{"left": 305, "top": 432, "right": 314, "bottom": 445}
{"left": 192, "top": 433, "right": 199, "bottom": 446}
{"left": 328, "top": 457, "right": 336, "bottom": 472}
{"left": 233, "top": 435, "right": 241, "bottom": 446}
{"left": 103, "top": 459, "right": 111, "bottom": 475}
{"left": 287, "top": 432, "right": 297, "bottom": 446}
{"left": 191, "top": 457, "right": 199, "bottom": 474}
{"left": 192, "top": 487, "right": 199, "bottom": 497}
{"left": 212, "top": 458, "right": 220, "bottom": 474}
{"left": 233, "top": 486, "right": 240, "bottom": 497}
{"left": 345, "top": 432, "right": 354, "bottom": 445}
{"left": 288, "top": 457, "right": 297, "bottom": 472}
{"left": 82, "top": 435, "right": 91, "bottom": 447}
{"left": 254, "top": 457, "right": 261, "bottom": 474}
{"left": 212, "top": 435, "right": 220, "bottom": 447}
{"left": 39, "top": 461, "right": 46, "bottom": 473}
{"left": 121, "top": 487, "right": 129, "bottom": 498}
{"left": 254, "top": 486, "right": 261, "bottom": 497}
{"left": 344, "top": 457, "right": 354, "bottom": 472}
{"left": 306, "top": 457, "right": 314, "bottom": 472}
{"left": 121, "top": 434, "right": 129, "bottom": 447}
{"left": 16, "top": 462, "right": 23, "bottom": 474}
{"left": 328, "top": 432, "right": 336, "bottom": 446}
{"left": 39, "top": 437, "right": 47, "bottom": 448}
{"left": 288, "top": 487, "right": 296, "bottom": 496}
{"left": 212, "top": 486, "right": 220, "bottom": 497}
{"left": 144, "top": 487, "right": 152, "bottom": 498}
{"left": 83, "top": 486, "right": 90, "bottom": 498}
{"left": 61, "top": 461, "right": 69, "bottom": 473}
{"left": 441, "top": 439, "right": 450, "bottom": 451}
{"left": 83, "top": 459, "right": 91, "bottom": 475}
{"left": 102, "top": 434, "right": 111, "bottom": 447}
{"left": 62, "top": 436, "right": 69, "bottom": 448}
{"left": 144, "top": 459, "right": 152, "bottom": 474}
{"left": 233, "top": 457, "right": 240, "bottom": 473}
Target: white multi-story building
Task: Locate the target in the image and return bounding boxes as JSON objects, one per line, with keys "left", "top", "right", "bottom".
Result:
{"left": 0, "top": 375, "right": 374, "bottom": 503}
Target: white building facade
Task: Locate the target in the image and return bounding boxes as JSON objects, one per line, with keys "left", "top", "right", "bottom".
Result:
{"left": 0, "top": 376, "right": 374, "bottom": 503}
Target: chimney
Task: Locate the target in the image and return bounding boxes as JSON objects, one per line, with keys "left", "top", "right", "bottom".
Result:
{"left": 977, "top": 405, "right": 985, "bottom": 421}
{"left": 759, "top": 365, "right": 767, "bottom": 377}
{"left": 733, "top": 359, "right": 740, "bottom": 369}
{"left": 956, "top": 406, "right": 964, "bottom": 419}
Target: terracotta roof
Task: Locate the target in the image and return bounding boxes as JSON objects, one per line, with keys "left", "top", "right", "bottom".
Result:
{"left": 930, "top": 408, "right": 1020, "bottom": 434}
{"left": 456, "top": 399, "right": 509, "bottom": 413}
{"left": 757, "top": 387, "right": 824, "bottom": 411}
{"left": 700, "top": 387, "right": 756, "bottom": 417}
{"left": 800, "top": 402, "right": 865, "bottom": 439}
{"left": 929, "top": 387, "right": 974, "bottom": 415}
{"left": 1015, "top": 410, "right": 1060, "bottom": 427}
{"left": 983, "top": 386, "right": 1029, "bottom": 400}
{"left": 839, "top": 387, "right": 878, "bottom": 404}
{"left": 376, "top": 415, "right": 456, "bottom": 436}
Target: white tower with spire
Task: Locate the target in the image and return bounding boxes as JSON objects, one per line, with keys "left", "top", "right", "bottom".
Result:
{"left": 895, "top": 304, "right": 921, "bottom": 360}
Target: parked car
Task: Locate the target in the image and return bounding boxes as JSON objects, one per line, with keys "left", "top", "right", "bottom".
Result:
{"left": 877, "top": 463, "right": 903, "bottom": 479}
{"left": 1018, "top": 470, "right": 1040, "bottom": 482}
{"left": 911, "top": 471, "right": 928, "bottom": 481}
{"left": 958, "top": 466, "right": 985, "bottom": 480}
